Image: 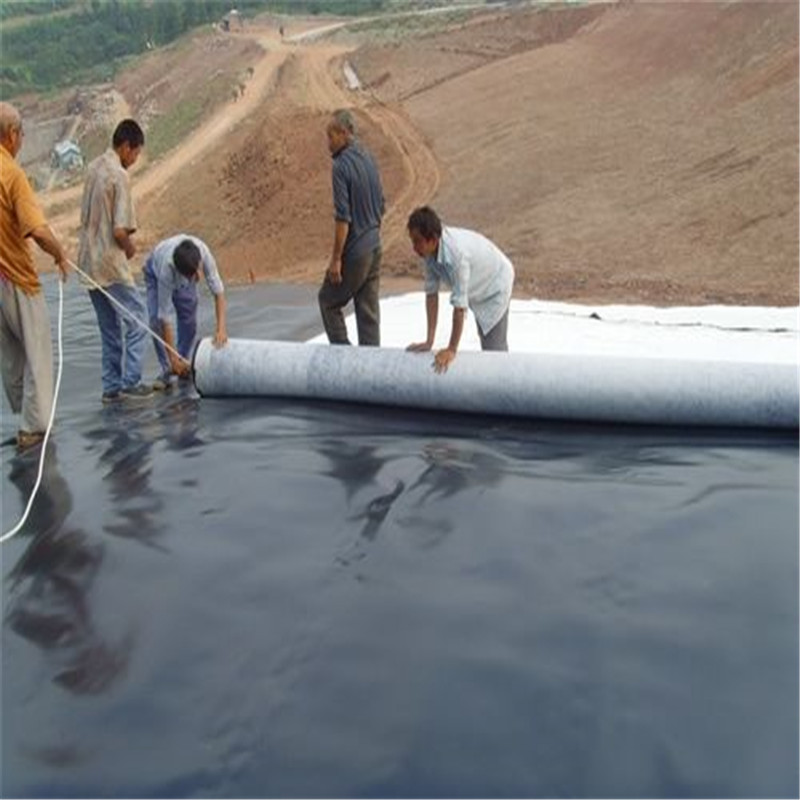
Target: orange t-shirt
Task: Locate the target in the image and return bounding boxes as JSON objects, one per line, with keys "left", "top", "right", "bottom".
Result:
{"left": 0, "top": 144, "right": 47, "bottom": 294}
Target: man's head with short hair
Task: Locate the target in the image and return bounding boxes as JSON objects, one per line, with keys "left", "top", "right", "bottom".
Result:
{"left": 112, "top": 118, "right": 145, "bottom": 169}
{"left": 0, "top": 101, "right": 25, "bottom": 158}
{"left": 331, "top": 109, "right": 356, "bottom": 135}
{"left": 407, "top": 206, "right": 443, "bottom": 259}
{"left": 327, "top": 108, "right": 356, "bottom": 156}
{"left": 173, "top": 239, "right": 202, "bottom": 279}
{"left": 112, "top": 118, "right": 145, "bottom": 149}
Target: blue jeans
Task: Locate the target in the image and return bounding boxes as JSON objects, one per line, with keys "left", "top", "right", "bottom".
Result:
{"left": 89, "top": 283, "right": 148, "bottom": 394}
{"left": 143, "top": 257, "right": 198, "bottom": 377}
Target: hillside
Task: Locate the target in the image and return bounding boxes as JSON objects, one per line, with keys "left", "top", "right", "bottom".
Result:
{"left": 33, "top": 1, "right": 799, "bottom": 306}
{"left": 388, "top": 1, "right": 800, "bottom": 305}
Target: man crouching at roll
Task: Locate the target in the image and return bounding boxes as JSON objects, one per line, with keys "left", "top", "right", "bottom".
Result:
{"left": 143, "top": 235, "right": 228, "bottom": 389}
{"left": 406, "top": 206, "right": 515, "bottom": 374}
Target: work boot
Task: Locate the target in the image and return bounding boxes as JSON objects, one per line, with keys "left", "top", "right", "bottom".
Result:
{"left": 16, "top": 430, "right": 45, "bottom": 451}
{"left": 121, "top": 384, "right": 154, "bottom": 401}
{"left": 152, "top": 372, "right": 173, "bottom": 391}
{"left": 102, "top": 390, "right": 123, "bottom": 405}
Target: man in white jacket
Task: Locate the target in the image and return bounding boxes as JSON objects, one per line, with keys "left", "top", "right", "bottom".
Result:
{"left": 406, "top": 205, "right": 515, "bottom": 373}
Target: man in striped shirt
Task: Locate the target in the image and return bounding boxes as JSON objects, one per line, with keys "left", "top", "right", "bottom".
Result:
{"left": 79, "top": 119, "right": 151, "bottom": 403}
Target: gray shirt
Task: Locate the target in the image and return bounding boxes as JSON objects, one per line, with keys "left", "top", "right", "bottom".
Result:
{"left": 332, "top": 141, "right": 385, "bottom": 260}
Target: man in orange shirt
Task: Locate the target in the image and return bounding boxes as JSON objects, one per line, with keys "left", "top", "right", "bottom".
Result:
{"left": 0, "top": 102, "right": 69, "bottom": 451}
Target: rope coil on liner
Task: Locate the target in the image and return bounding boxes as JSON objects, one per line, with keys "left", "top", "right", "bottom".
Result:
{"left": 1, "top": 262, "right": 189, "bottom": 544}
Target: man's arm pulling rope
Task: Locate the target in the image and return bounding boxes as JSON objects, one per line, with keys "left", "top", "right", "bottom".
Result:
{"left": 67, "top": 259, "right": 189, "bottom": 366}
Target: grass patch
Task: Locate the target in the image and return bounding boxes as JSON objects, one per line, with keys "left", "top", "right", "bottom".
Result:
{"left": 0, "top": 0, "right": 81, "bottom": 27}
{"left": 145, "top": 73, "right": 232, "bottom": 161}
{"left": 79, "top": 124, "right": 113, "bottom": 164}
{"left": 329, "top": 7, "right": 486, "bottom": 43}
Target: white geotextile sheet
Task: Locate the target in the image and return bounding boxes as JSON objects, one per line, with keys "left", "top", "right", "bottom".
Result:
{"left": 196, "top": 294, "right": 799, "bottom": 428}
{"left": 309, "top": 293, "right": 799, "bottom": 365}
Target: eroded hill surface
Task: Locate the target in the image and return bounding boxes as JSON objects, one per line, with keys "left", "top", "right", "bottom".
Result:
{"left": 39, "top": 3, "right": 798, "bottom": 306}
{"left": 357, "top": 1, "right": 799, "bottom": 305}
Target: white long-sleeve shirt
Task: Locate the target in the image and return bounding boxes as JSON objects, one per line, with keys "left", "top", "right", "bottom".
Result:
{"left": 148, "top": 234, "right": 224, "bottom": 320}
{"left": 423, "top": 226, "right": 515, "bottom": 334}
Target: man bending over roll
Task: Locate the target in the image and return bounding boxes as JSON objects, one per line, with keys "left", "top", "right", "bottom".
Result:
{"left": 143, "top": 235, "right": 227, "bottom": 389}
{"left": 406, "top": 206, "right": 515, "bottom": 374}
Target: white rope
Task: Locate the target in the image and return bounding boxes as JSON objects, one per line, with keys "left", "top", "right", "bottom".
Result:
{"left": 68, "top": 259, "right": 187, "bottom": 363}
{"left": 1, "top": 278, "right": 65, "bottom": 544}
{"left": 2, "top": 262, "right": 191, "bottom": 544}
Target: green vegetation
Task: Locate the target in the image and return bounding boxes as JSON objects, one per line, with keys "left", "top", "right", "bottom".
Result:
{"left": 1, "top": 1, "right": 255, "bottom": 96}
{"left": 0, "top": 0, "right": 392, "bottom": 98}
{"left": 79, "top": 123, "right": 113, "bottom": 164}
{"left": 336, "top": 6, "right": 481, "bottom": 40}
{"left": 265, "top": 0, "right": 386, "bottom": 13}
{"left": 144, "top": 70, "right": 232, "bottom": 161}
{"left": 0, "top": 0, "right": 80, "bottom": 22}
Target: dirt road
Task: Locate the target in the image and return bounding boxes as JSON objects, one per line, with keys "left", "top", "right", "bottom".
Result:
{"left": 133, "top": 32, "right": 287, "bottom": 205}
{"left": 44, "top": 19, "right": 438, "bottom": 274}
{"left": 45, "top": 27, "right": 288, "bottom": 231}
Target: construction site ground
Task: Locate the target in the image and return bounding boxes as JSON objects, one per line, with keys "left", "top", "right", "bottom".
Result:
{"left": 34, "top": 2, "right": 798, "bottom": 307}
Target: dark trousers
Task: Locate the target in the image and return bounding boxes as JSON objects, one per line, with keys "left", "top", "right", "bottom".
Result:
{"left": 478, "top": 307, "right": 510, "bottom": 351}
{"left": 318, "top": 246, "right": 381, "bottom": 346}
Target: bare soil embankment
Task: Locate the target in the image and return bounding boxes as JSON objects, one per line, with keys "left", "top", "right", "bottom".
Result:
{"left": 40, "top": 3, "right": 798, "bottom": 307}
{"left": 135, "top": 31, "right": 436, "bottom": 288}
{"left": 353, "top": 1, "right": 798, "bottom": 306}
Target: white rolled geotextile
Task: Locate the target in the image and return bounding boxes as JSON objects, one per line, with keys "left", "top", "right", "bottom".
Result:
{"left": 193, "top": 338, "right": 799, "bottom": 428}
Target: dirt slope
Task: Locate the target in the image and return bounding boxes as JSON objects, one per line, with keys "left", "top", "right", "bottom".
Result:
{"left": 391, "top": 1, "right": 799, "bottom": 305}
{"left": 41, "top": 31, "right": 262, "bottom": 217}
{"left": 40, "top": 2, "right": 798, "bottom": 306}
{"left": 136, "top": 28, "right": 439, "bottom": 287}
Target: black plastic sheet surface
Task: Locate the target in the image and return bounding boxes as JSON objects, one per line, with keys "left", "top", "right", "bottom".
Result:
{"left": 1, "top": 280, "right": 797, "bottom": 798}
